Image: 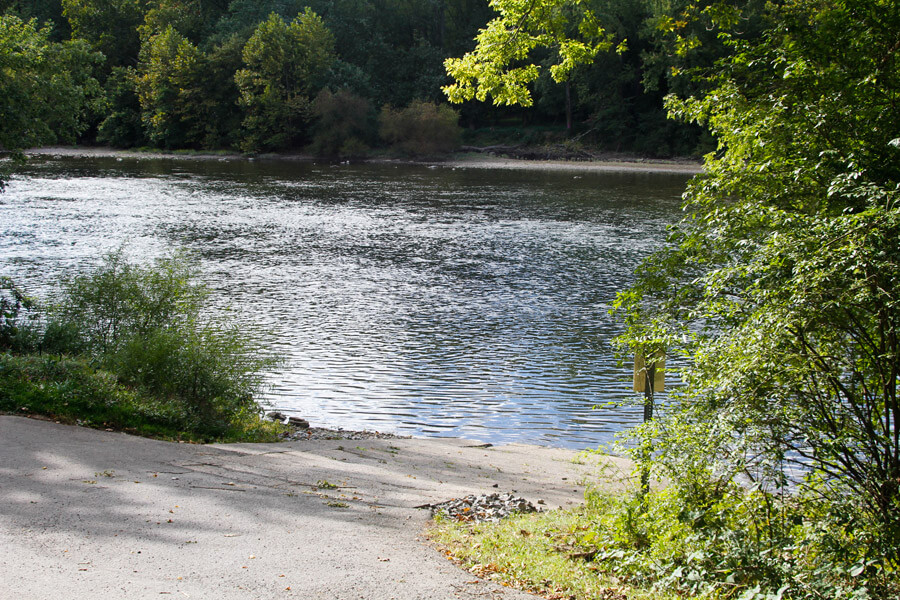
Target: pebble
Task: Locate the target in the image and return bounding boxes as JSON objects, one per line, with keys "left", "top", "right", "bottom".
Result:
{"left": 422, "top": 493, "right": 540, "bottom": 523}
{"left": 266, "top": 412, "right": 409, "bottom": 441}
{"left": 284, "top": 427, "right": 409, "bottom": 441}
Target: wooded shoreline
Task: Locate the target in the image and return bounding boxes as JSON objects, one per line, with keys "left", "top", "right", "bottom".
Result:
{"left": 24, "top": 146, "right": 703, "bottom": 175}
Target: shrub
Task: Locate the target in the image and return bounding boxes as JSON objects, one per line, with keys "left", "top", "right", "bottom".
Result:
{"left": 0, "top": 354, "right": 282, "bottom": 441}
{"left": 378, "top": 100, "right": 461, "bottom": 156}
{"left": 39, "top": 250, "right": 278, "bottom": 434}
{"left": 0, "top": 276, "right": 36, "bottom": 352}
{"left": 48, "top": 250, "right": 206, "bottom": 354}
{"left": 309, "top": 88, "right": 373, "bottom": 158}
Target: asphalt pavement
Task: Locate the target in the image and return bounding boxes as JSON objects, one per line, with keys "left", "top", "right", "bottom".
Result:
{"left": 0, "top": 415, "right": 630, "bottom": 600}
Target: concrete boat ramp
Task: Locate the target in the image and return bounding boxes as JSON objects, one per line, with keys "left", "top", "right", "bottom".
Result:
{"left": 0, "top": 416, "right": 629, "bottom": 599}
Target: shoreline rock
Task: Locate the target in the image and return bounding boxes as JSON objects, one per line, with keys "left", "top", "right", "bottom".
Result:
{"left": 266, "top": 411, "right": 409, "bottom": 441}
{"left": 420, "top": 493, "right": 541, "bottom": 523}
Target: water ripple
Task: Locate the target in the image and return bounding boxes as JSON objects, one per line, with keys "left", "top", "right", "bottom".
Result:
{"left": 0, "top": 157, "right": 688, "bottom": 448}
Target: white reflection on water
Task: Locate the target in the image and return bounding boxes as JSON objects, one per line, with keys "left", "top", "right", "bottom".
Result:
{"left": 0, "top": 157, "right": 688, "bottom": 448}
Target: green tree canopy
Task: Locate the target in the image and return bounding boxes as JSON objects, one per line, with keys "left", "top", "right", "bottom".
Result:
{"left": 134, "top": 25, "right": 202, "bottom": 148}
{"left": 611, "top": 0, "right": 900, "bottom": 580}
{"left": 0, "top": 13, "right": 103, "bottom": 186}
{"left": 234, "top": 9, "right": 335, "bottom": 152}
{"left": 447, "top": 0, "right": 900, "bottom": 592}
{"left": 61, "top": 0, "right": 147, "bottom": 67}
{"left": 443, "top": 0, "right": 619, "bottom": 107}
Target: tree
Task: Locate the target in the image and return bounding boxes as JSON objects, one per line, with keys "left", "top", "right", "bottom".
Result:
{"left": 234, "top": 9, "right": 335, "bottom": 152}
{"left": 140, "top": 0, "right": 204, "bottom": 43}
{"left": 1, "top": 0, "right": 71, "bottom": 40}
{"left": 188, "top": 35, "right": 245, "bottom": 149}
{"left": 622, "top": 0, "right": 900, "bottom": 563}
{"left": 442, "top": 0, "right": 619, "bottom": 107}
{"left": 447, "top": 0, "right": 900, "bottom": 594}
{"left": 61, "top": 0, "right": 147, "bottom": 68}
{"left": 309, "top": 88, "right": 373, "bottom": 157}
{"left": 97, "top": 66, "right": 146, "bottom": 148}
{"left": 0, "top": 14, "right": 103, "bottom": 186}
{"left": 134, "top": 24, "right": 202, "bottom": 148}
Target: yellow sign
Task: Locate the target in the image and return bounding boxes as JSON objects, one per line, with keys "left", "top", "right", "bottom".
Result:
{"left": 633, "top": 351, "right": 665, "bottom": 393}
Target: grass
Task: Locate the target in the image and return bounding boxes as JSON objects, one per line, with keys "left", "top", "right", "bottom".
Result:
{"left": 1, "top": 250, "right": 285, "bottom": 444}
{"left": 428, "top": 506, "right": 682, "bottom": 600}
{"left": 0, "top": 353, "right": 286, "bottom": 443}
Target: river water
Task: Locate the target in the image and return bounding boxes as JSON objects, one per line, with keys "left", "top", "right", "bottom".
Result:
{"left": 1, "top": 156, "right": 689, "bottom": 448}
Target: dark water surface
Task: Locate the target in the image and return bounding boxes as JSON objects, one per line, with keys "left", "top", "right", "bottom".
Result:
{"left": 1, "top": 156, "right": 689, "bottom": 448}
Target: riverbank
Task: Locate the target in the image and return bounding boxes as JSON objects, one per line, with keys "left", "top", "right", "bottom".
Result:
{"left": 0, "top": 415, "right": 628, "bottom": 599}
{"left": 25, "top": 146, "right": 703, "bottom": 175}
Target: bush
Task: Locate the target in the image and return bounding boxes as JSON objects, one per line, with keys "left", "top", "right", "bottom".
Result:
{"left": 309, "top": 88, "right": 373, "bottom": 158}
{"left": 34, "top": 250, "right": 278, "bottom": 435}
{"left": 566, "top": 412, "right": 900, "bottom": 600}
{"left": 378, "top": 100, "right": 461, "bottom": 156}
{"left": 579, "top": 478, "right": 900, "bottom": 600}
{"left": 0, "top": 354, "right": 282, "bottom": 441}
{"left": 1, "top": 276, "right": 36, "bottom": 352}
{"left": 47, "top": 250, "right": 206, "bottom": 354}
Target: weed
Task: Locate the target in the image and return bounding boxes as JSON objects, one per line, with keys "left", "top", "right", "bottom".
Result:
{"left": 429, "top": 507, "right": 672, "bottom": 600}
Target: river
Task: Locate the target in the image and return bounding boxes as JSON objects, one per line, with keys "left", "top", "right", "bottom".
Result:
{"left": 1, "top": 155, "right": 690, "bottom": 448}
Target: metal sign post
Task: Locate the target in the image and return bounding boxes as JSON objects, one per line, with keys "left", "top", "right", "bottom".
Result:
{"left": 634, "top": 350, "right": 664, "bottom": 496}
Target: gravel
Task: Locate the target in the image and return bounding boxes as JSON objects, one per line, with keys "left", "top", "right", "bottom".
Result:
{"left": 422, "top": 493, "right": 541, "bottom": 523}
{"left": 280, "top": 426, "right": 411, "bottom": 441}
{"left": 267, "top": 412, "right": 411, "bottom": 441}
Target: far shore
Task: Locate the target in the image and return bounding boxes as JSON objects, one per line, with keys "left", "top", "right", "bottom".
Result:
{"left": 25, "top": 145, "right": 704, "bottom": 175}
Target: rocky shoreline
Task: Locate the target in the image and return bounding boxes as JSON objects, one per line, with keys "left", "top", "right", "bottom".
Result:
{"left": 266, "top": 411, "right": 411, "bottom": 441}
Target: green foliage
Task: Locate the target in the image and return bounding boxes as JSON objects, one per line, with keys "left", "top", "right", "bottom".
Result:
{"left": 577, "top": 475, "right": 900, "bottom": 599}
{"left": 190, "top": 35, "right": 245, "bottom": 149}
{"left": 207, "top": 0, "right": 303, "bottom": 44}
{"left": 0, "top": 354, "right": 284, "bottom": 442}
{"left": 139, "top": 0, "right": 204, "bottom": 44}
{"left": 0, "top": 14, "right": 104, "bottom": 152}
{"left": 234, "top": 9, "right": 335, "bottom": 152}
{"left": 35, "top": 250, "right": 279, "bottom": 434}
{"left": 97, "top": 66, "right": 146, "bottom": 147}
{"left": 48, "top": 250, "right": 205, "bottom": 354}
{"left": 0, "top": 276, "right": 35, "bottom": 351}
{"left": 0, "top": 0, "right": 70, "bottom": 40}
{"left": 439, "top": 0, "right": 899, "bottom": 596}
{"left": 61, "top": 0, "right": 146, "bottom": 68}
{"left": 607, "top": 0, "right": 900, "bottom": 595}
{"left": 3, "top": 0, "right": 721, "bottom": 157}
{"left": 443, "top": 0, "right": 618, "bottom": 107}
{"left": 379, "top": 100, "right": 461, "bottom": 156}
{"left": 309, "top": 88, "right": 373, "bottom": 158}
{"left": 134, "top": 25, "right": 202, "bottom": 148}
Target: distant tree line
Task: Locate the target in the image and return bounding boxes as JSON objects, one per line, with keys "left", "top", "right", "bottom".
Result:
{"left": 1, "top": 0, "right": 733, "bottom": 158}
